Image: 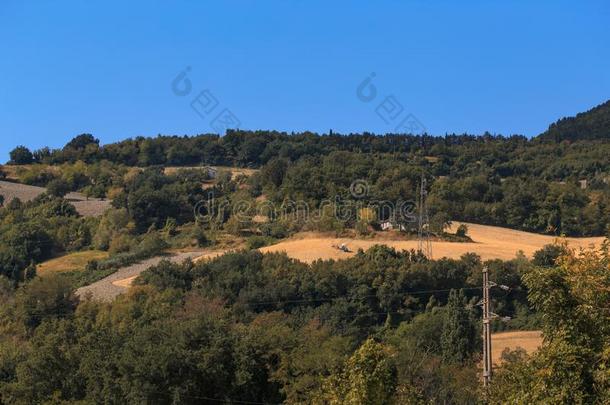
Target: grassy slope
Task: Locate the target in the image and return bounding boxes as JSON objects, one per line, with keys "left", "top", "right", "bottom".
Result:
{"left": 37, "top": 251, "right": 109, "bottom": 276}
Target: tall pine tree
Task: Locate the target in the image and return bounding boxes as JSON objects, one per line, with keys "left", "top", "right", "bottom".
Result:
{"left": 441, "top": 289, "right": 480, "bottom": 364}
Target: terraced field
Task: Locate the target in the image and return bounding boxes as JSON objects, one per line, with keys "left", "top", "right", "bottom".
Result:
{"left": 0, "top": 180, "right": 111, "bottom": 217}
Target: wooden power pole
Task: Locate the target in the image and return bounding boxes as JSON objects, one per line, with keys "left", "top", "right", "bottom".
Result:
{"left": 482, "top": 266, "right": 492, "bottom": 387}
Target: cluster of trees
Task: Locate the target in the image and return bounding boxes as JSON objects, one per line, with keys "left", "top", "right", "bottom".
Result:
{"left": 0, "top": 195, "right": 94, "bottom": 284}
{"left": 7, "top": 160, "right": 127, "bottom": 198}
{"left": 7, "top": 124, "right": 610, "bottom": 236}
{"left": 9, "top": 130, "right": 610, "bottom": 176}
{"left": 9, "top": 134, "right": 101, "bottom": 165}
{"left": 0, "top": 245, "right": 539, "bottom": 403}
{"left": 490, "top": 243, "right": 610, "bottom": 403}
{"left": 246, "top": 149, "right": 610, "bottom": 237}
{"left": 0, "top": 166, "right": 224, "bottom": 285}
{"left": 109, "top": 167, "right": 212, "bottom": 232}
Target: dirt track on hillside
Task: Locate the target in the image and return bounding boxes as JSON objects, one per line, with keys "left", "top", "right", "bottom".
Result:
{"left": 75, "top": 252, "right": 203, "bottom": 301}
{"left": 76, "top": 249, "right": 230, "bottom": 301}
{"left": 259, "top": 222, "right": 605, "bottom": 263}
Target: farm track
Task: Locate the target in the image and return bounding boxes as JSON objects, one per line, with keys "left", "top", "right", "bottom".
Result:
{"left": 75, "top": 251, "right": 203, "bottom": 302}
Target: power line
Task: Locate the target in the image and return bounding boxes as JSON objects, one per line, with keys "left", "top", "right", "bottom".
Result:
{"left": 11, "top": 286, "right": 486, "bottom": 319}
{"left": 232, "top": 287, "right": 482, "bottom": 307}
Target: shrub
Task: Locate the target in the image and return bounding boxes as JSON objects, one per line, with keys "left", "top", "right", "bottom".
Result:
{"left": 108, "top": 234, "right": 137, "bottom": 255}
{"left": 190, "top": 226, "right": 209, "bottom": 247}
{"left": 85, "top": 260, "right": 99, "bottom": 271}
{"left": 456, "top": 224, "right": 469, "bottom": 238}
{"left": 19, "top": 166, "right": 57, "bottom": 187}
{"left": 260, "top": 221, "right": 290, "bottom": 239}
{"left": 9, "top": 146, "right": 33, "bottom": 165}
{"left": 138, "top": 232, "right": 169, "bottom": 256}
{"left": 46, "top": 178, "right": 71, "bottom": 198}
{"left": 15, "top": 274, "right": 77, "bottom": 330}
{"left": 532, "top": 243, "right": 567, "bottom": 267}
{"left": 75, "top": 233, "right": 169, "bottom": 287}
{"left": 355, "top": 220, "right": 371, "bottom": 236}
{"left": 246, "top": 236, "right": 276, "bottom": 250}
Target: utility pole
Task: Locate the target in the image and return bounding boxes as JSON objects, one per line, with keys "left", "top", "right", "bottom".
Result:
{"left": 417, "top": 174, "right": 432, "bottom": 259}
{"left": 417, "top": 175, "right": 424, "bottom": 251}
{"left": 482, "top": 266, "right": 492, "bottom": 387}
{"left": 480, "top": 267, "right": 511, "bottom": 388}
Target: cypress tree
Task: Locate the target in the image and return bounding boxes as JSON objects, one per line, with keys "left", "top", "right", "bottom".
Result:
{"left": 441, "top": 289, "right": 479, "bottom": 364}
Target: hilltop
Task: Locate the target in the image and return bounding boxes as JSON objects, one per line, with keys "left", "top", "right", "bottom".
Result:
{"left": 538, "top": 99, "right": 610, "bottom": 142}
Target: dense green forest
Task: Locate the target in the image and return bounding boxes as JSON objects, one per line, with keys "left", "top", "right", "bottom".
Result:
{"left": 0, "top": 241, "right": 608, "bottom": 403}
{"left": 0, "top": 245, "right": 539, "bottom": 403}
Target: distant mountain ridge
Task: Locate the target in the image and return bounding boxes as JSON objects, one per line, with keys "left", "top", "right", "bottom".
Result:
{"left": 538, "top": 99, "right": 610, "bottom": 142}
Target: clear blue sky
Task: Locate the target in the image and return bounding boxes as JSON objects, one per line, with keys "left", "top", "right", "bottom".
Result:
{"left": 1, "top": 0, "right": 609, "bottom": 161}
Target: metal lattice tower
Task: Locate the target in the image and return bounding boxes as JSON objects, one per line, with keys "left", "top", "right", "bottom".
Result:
{"left": 417, "top": 174, "right": 433, "bottom": 259}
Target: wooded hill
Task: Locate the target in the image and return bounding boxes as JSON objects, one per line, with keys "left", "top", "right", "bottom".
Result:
{"left": 5, "top": 101, "right": 610, "bottom": 237}
{"left": 538, "top": 99, "right": 610, "bottom": 142}
{"left": 0, "top": 102, "right": 609, "bottom": 404}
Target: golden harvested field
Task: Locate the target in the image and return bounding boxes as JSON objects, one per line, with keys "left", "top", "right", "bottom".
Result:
{"left": 491, "top": 330, "right": 543, "bottom": 365}
{"left": 37, "top": 250, "right": 109, "bottom": 275}
{"left": 259, "top": 222, "right": 605, "bottom": 263}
